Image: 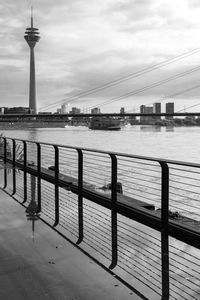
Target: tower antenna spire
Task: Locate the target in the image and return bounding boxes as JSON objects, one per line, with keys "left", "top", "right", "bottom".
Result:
{"left": 24, "top": 7, "right": 40, "bottom": 114}
{"left": 31, "top": 6, "right": 33, "bottom": 28}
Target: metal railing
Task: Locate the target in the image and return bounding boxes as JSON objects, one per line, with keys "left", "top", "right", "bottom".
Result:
{"left": 0, "top": 137, "right": 200, "bottom": 300}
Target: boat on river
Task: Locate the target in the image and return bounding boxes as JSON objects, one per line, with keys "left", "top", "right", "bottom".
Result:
{"left": 89, "top": 116, "right": 121, "bottom": 130}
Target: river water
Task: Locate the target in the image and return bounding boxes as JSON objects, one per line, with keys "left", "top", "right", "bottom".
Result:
{"left": 1, "top": 124, "right": 200, "bottom": 163}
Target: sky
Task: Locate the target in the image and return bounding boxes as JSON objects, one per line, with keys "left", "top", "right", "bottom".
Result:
{"left": 1, "top": 0, "right": 200, "bottom": 113}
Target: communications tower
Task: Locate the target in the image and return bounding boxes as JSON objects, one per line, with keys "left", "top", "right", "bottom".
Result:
{"left": 24, "top": 8, "right": 40, "bottom": 114}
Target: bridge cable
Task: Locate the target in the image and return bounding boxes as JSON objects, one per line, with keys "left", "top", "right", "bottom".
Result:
{"left": 125, "top": 84, "right": 200, "bottom": 113}
{"left": 39, "top": 47, "right": 200, "bottom": 111}
{"left": 86, "top": 65, "right": 200, "bottom": 110}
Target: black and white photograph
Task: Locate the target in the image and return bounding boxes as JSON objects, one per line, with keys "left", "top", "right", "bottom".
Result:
{"left": 0, "top": 1, "right": 200, "bottom": 299}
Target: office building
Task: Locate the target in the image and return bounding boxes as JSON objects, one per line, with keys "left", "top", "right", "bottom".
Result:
{"left": 2, "top": 107, "right": 30, "bottom": 114}
{"left": 61, "top": 104, "right": 67, "bottom": 114}
{"left": 70, "top": 107, "right": 81, "bottom": 114}
{"left": 91, "top": 107, "right": 101, "bottom": 114}
{"left": 166, "top": 102, "right": 174, "bottom": 119}
{"left": 153, "top": 103, "right": 161, "bottom": 120}
{"left": 140, "top": 105, "right": 154, "bottom": 124}
{"left": 120, "top": 107, "right": 125, "bottom": 114}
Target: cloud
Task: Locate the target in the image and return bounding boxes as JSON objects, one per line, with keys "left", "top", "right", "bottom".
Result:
{"left": 1, "top": 0, "right": 200, "bottom": 112}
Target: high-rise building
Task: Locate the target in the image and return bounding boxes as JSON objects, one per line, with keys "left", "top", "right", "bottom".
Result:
{"left": 140, "top": 105, "right": 146, "bottom": 114}
{"left": 145, "top": 106, "right": 153, "bottom": 114}
{"left": 120, "top": 107, "right": 125, "bottom": 114}
{"left": 61, "top": 104, "right": 66, "bottom": 114}
{"left": 91, "top": 107, "right": 101, "bottom": 114}
{"left": 140, "top": 105, "right": 155, "bottom": 124}
{"left": 0, "top": 107, "right": 5, "bottom": 114}
{"left": 24, "top": 8, "right": 40, "bottom": 114}
{"left": 70, "top": 107, "right": 81, "bottom": 114}
{"left": 166, "top": 102, "right": 174, "bottom": 119}
{"left": 153, "top": 103, "right": 161, "bottom": 120}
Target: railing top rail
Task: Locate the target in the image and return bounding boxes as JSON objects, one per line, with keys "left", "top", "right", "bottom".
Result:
{"left": 2, "top": 136, "right": 200, "bottom": 169}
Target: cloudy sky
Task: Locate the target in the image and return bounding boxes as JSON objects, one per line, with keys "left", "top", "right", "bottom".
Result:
{"left": 1, "top": 0, "right": 200, "bottom": 113}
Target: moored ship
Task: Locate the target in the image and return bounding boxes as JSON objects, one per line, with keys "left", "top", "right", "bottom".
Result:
{"left": 89, "top": 116, "right": 121, "bottom": 130}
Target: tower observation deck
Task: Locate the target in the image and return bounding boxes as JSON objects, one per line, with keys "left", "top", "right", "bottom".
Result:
{"left": 24, "top": 8, "right": 40, "bottom": 114}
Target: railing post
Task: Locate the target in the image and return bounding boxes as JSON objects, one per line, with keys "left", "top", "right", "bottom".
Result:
{"left": 159, "top": 161, "right": 169, "bottom": 300}
{"left": 22, "top": 141, "right": 27, "bottom": 203}
{"left": 37, "top": 143, "right": 41, "bottom": 212}
{"left": 76, "top": 149, "right": 84, "bottom": 244}
{"left": 53, "top": 145, "right": 59, "bottom": 226}
{"left": 109, "top": 153, "right": 118, "bottom": 269}
{"left": 3, "top": 138, "right": 7, "bottom": 189}
{"left": 12, "top": 139, "right": 16, "bottom": 195}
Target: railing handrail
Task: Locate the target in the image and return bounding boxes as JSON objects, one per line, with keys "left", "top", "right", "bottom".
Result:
{"left": 2, "top": 136, "right": 200, "bottom": 169}
{"left": 1, "top": 136, "right": 200, "bottom": 299}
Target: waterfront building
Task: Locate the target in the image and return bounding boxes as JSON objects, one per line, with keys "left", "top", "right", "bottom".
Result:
{"left": 38, "top": 111, "right": 52, "bottom": 115}
{"left": 70, "top": 107, "right": 81, "bottom": 114}
{"left": 24, "top": 8, "right": 40, "bottom": 114}
{"left": 120, "top": 107, "right": 125, "bottom": 114}
{"left": 140, "top": 105, "right": 146, "bottom": 114}
{"left": 3, "top": 107, "right": 30, "bottom": 114}
{"left": 140, "top": 105, "right": 146, "bottom": 123}
{"left": 145, "top": 106, "right": 153, "bottom": 114}
{"left": 0, "top": 107, "right": 5, "bottom": 114}
{"left": 140, "top": 105, "right": 154, "bottom": 124}
{"left": 153, "top": 102, "right": 161, "bottom": 120}
{"left": 91, "top": 107, "right": 101, "bottom": 114}
{"left": 166, "top": 102, "right": 174, "bottom": 119}
{"left": 61, "top": 104, "right": 67, "bottom": 114}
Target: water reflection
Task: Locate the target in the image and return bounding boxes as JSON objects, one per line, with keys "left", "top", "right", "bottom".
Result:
{"left": 140, "top": 125, "right": 161, "bottom": 132}
{"left": 165, "top": 126, "right": 174, "bottom": 132}
{"left": 26, "top": 128, "right": 39, "bottom": 142}
{"left": 140, "top": 125, "right": 174, "bottom": 133}
{"left": 25, "top": 175, "right": 40, "bottom": 241}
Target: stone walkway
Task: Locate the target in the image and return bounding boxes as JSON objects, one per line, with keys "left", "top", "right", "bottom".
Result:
{"left": 0, "top": 189, "right": 140, "bottom": 300}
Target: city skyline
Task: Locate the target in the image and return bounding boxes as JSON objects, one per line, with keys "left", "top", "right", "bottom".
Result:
{"left": 1, "top": 1, "right": 200, "bottom": 113}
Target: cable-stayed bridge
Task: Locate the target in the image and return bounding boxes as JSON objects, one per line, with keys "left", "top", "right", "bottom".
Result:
{"left": 0, "top": 112, "right": 200, "bottom": 119}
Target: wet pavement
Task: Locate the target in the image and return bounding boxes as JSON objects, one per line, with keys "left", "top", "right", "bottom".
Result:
{"left": 0, "top": 188, "right": 140, "bottom": 300}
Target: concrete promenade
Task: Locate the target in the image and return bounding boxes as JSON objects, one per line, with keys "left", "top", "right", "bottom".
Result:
{"left": 0, "top": 189, "right": 140, "bottom": 300}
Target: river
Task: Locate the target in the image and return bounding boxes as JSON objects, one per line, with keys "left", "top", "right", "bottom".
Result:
{"left": 1, "top": 124, "right": 200, "bottom": 163}
{"left": 1, "top": 125, "right": 200, "bottom": 299}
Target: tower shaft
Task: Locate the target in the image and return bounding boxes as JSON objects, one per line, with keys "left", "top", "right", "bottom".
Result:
{"left": 24, "top": 8, "right": 40, "bottom": 114}
{"left": 29, "top": 48, "right": 37, "bottom": 114}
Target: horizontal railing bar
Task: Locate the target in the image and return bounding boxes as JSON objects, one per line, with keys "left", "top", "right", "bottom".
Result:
{"left": 170, "top": 171, "right": 200, "bottom": 180}
{"left": 119, "top": 168, "right": 160, "bottom": 177}
{"left": 118, "top": 239, "right": 161, "bottom": 262}
{"left": 118, "top": 225, "right": 161, "bottom": 245}
{"left": 169, "top": 189, "right": 200, "bottom": 202}
{"left": 169, "top": 185, "right": 200, "bottom": 196}
{"left": 122, "top": 177, "right": 161, "bottom": 189}
{"left": 170, "top": 178, "right": 200, "bottom": 188}
{"left": 118, "top": 159, "right": 159, "bottom": 168}
{"left": 117, "top": 259, "right": 161, "bottom": 295}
